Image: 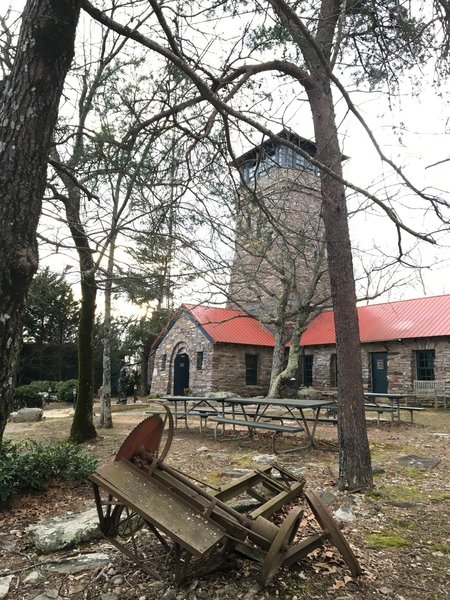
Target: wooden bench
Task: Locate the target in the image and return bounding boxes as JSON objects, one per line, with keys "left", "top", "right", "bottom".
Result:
{"left": 399, "top": 406, "right": 425, "bottom": 423}
{"left": 209, "top": 416, "right": 305, "bottom": 453}
{"left": 413, "top": 380, "right": 447, "bottom": 408}
{"left": 362, "top": 403, "right": 396, "bottom": 425}
{"left": 365, "top": 403, "right": 425, "bottom": 424}
{"left": 146, "top": 408, "right": 217, "bottom": 433}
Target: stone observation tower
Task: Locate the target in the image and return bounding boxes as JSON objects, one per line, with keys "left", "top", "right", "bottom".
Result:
{"left": 228, "top": 129, "right": 330, "bottom": 325}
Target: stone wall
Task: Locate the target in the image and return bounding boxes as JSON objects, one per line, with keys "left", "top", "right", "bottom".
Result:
{"left": 150, "top": 313, "right": 214, "bottom": 396}
{"left": 212, "top": 343, "right": 274, "bottom": 397}
{"left": 150, "top": 313, "right": 275, "bottom": 397}
{"left": 304, "top": 338, "right": 450, "bottom": 392}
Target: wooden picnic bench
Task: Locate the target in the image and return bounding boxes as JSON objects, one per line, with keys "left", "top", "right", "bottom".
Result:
{"left": 209, "top": 415, "right": 305, "bottom": 453}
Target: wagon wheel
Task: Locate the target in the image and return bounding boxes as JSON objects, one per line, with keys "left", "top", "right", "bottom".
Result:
{"left": 260, "top": 507, "right": 303, "bottom": 586}
{"left": 304, "top": 489, "right": 362, "bottom": 577}
{"left": 110, "top": 505, "right": 147, "bottom": 539}
{"left": 109, "top": 407, "right": 175, "bottom": 537}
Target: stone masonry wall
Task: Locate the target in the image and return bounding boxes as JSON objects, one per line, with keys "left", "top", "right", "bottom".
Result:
{"left": 212, "top": 343, "right": 274, "bottom": 397}
{"left": 228, "top": 167, "right": 330, "bottom": 321}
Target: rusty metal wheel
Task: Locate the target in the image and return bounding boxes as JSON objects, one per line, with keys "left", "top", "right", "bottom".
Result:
{"left": 260, "top": 507, "right": 303, "bottom": 586}
{"left": 115, "top": 404, "right": 174, "bottom": 463}
{"left": 304, "top": 489, "right": 362, "bottom": 576}
{"left": 109, "top": 504, "right": 147, "bottom": 538}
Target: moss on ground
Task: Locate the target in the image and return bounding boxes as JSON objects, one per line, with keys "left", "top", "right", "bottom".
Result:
{"left": 370, "top": 484, "right": 427, "bottom": 502}
{"left": 366, "top": 533, "right": 411, "bottom": 549}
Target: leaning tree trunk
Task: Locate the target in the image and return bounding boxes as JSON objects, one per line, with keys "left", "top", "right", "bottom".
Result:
{"left": 61, "top": 190, "right": 98, "bottom": 443}
{"left": 0, "top": 0, "right": 81, "bottom": 445}
{"left": 307, "top": 80, "right": 373, "bottom": 490}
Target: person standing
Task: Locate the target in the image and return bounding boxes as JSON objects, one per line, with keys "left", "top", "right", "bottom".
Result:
{"left": 117, "top": 360, "right": 128, "bottom": 404}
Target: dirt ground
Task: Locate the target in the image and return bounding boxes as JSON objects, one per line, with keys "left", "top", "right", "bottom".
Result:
{"left": 1, "top": 403, "right": 449, "bottom": 600}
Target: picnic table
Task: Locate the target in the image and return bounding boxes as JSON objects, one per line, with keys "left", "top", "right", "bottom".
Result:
{"left": 160, "top": 395, "right": 228, "bottom": 430}
{"left": 209, "top": 397, "right": 335, "bottom": 451}
{"left": 363, "top": 392, "right": 424, "bottom": 424}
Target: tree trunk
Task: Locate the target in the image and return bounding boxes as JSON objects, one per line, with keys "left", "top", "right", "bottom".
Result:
{"left": 307, "top": 81, "right": 373, "bottom": 490}
{"left": 0, "top": 0, "right": 80, "bottom": 445}
{"left": 70, "top": 272, "right": 97, "bottom": 442}
{"left": 99, "top": 234, "right": 116, "bottom": 429}
{"left": 267, "top": 307, "right": 309, "bottom": 398}
{"left": 60, "top": 189, "right": 97, "bottom": 443}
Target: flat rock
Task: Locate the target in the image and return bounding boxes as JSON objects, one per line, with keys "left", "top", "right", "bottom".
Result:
{"left": 44, "top": 552, "right": 110, "bottom": 574}
{"left": 26, "top": 507, "right": 101, "bottom": 553}
{"left": 333, "top": 502, "right": 356, "bottom": 522}
{"left": 0, "top": 575, "right": 13, "bottom": 600}
{"left": 252, "top": 454, "right": 277, "bottom": 463}
{"left": 397, "top": 455, "right": 440, "bottom": 470}
{"left": 9, "top": 408, "right": 44, "bottom": 423}
{"left": 31, "top": 591, "right": 61, "bottom": 600}
{"left": 23, "top": 570, "right": 44, "bottom": 584}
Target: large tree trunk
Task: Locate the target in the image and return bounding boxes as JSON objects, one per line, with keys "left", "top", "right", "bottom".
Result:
{"left": 0, "top": 0, "right": 80, "bottom": 445}
{"left": 307, "top": 81, "right": 373, "bottom": 490}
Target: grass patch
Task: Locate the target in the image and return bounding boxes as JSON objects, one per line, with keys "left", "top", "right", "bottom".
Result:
{"left": 428, "top": 542, "right": 450, "bottom": 554}
{"left": 391, "top": 517, "right": 420, "bottom": 531}
{"left": 369, "top": 484, "right": 427, "bottom": 502}
{"left": 430, "top": 491, "right": 450, "bottom": 501}
{"left": 366, "top": 533, "right": 411, "bottom": 549}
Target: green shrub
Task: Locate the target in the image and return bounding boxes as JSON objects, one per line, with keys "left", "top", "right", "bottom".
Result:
{"left": 0, "top": 438, "right": 98, "bottom": 508}
{"left": 55, "top": 379, "right": 78, "bottom": 402}
{"left": 13, "top": 381, "right": 52, "bottom": 409}
{"left": 13, "top": 380, "right": 79, "bottom": 409}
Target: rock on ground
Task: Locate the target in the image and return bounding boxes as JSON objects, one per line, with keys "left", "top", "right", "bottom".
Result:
{"left": 26, "top": 508, "right": 101, "bottom": 553}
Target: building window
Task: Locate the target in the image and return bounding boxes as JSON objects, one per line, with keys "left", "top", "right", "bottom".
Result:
{"left": 330, "top": 353, "right": 338, "bottom": 387}
{"left": 245, "top": 353, "right": 258, "bottom": 385}
{"left": 304, "top": 355, "right": 313, "bottom": 387}
{"left": 415, "top": 350, "right": 435, "bottom": 380}
{"left": 161, "top": 354, "right": 167, "bottom": 372}
{"left": 196, "top": 351, "right": 204, "bottom": 370}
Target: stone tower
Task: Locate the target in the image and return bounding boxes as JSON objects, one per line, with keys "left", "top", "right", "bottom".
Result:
{"left": 228, "top": 129, "right": 330, "bottom": 324}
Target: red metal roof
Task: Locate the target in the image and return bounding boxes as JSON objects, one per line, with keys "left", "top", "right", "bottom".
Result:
{"left": 301, "top": 295, "right": 450, "bottom": 346}
{"left": 182, "top": 304, "right": 275, "bottom": 346}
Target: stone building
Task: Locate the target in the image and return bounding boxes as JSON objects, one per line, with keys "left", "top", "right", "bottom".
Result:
{"left": 150, "top": 130, "right": 330, "bottom": 396}
{"left": 149, "top": 131, "right": 450, "bottom": 398}
{"left": 228, "top": 129, "right": 330, "bottom": 323}
{"left": 299, "top": 294, "right": 450, "bottom": 393}
{"left": 150, "top": 304, "right": 275, "bottom": 397}
{"left": 150, "top": 293, "right": 450, "bottom": 397}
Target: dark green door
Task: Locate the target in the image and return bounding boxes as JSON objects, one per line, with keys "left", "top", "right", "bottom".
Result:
{"left": 371, "top": 352, "right": 388, "bottom": 393}
{"left": 173, "top": 353, "right": 189, "bottom": 395}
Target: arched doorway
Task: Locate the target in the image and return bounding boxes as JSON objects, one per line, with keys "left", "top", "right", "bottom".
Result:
{"left": 173, "top": 353, "right": 190, "bottom": 395}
